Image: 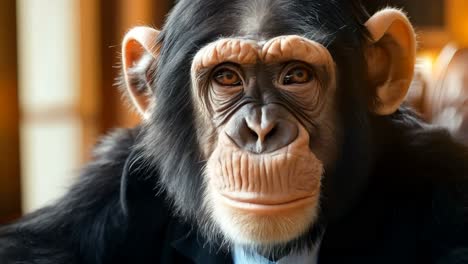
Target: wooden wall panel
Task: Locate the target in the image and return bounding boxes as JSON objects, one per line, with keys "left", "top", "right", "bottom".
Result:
{"left": 79, "top": 0, "right": 103, "bottom": 161}
{"left": 447, "top": 0, "right": 468, "bottom": 47}
{"left": 0, "top": 0, "right": 21, "bottom": 222}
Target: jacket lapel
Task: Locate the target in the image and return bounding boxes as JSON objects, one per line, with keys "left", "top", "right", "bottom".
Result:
{"left": 171, "top": 223, "right": 233, "bottom": 264}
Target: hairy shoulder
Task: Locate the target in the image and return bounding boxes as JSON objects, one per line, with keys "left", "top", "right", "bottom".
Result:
{"left": 0, "top": 128, "right": 142, "bottom": 264}
{"left": 388, "top": 109, "right": 468, "bottom": 255}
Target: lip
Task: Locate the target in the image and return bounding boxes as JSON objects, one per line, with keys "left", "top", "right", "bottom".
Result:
{"left": 219, "top": 192, "right": 316, "bottom": 214}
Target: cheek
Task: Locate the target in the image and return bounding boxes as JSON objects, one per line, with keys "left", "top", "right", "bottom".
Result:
{"left": 306, "top": 82, "right": 339, "bottom": 168}
{"left": 311, "top": 105, "right": 339, "bottom": 168}
{"left": 193, "top": 101, "right": 219, "bottom": 159}
{"left": 199, "top": 127, "right": 218, "bottom": 159}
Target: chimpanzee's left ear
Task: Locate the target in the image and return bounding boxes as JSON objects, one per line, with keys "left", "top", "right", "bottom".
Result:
{"left": 365, "top": 8, "right": 416, "bottom": 115}
{"left": 122, "top": 27, "right": 161, "bottom": 119}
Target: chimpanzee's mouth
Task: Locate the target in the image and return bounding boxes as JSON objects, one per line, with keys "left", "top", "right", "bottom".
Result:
{"left": 218, "top": 192, "right": 316, "bottom": 213}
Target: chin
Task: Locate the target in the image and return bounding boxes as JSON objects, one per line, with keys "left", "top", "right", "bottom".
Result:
{"left": 209, "top": 188, "right": 320, "bottom": 246}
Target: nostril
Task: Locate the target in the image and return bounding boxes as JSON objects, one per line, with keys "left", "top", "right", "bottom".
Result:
{"left": 264, "top": 126, "right": 277, "bottom": 142}
{"left": 264, "top": 120, "right": 298, "bottom": 152}
{"left": 248, "top": 127, "right": 259, "bottom": 142}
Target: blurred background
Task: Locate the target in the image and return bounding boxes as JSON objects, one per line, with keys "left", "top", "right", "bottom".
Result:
{"left": 0, "top": 0, "right": 467, "bottom": 223}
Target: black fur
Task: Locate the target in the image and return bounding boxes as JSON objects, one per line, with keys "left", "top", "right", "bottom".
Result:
{"left": 1, "top": 0, "right": 467, "bottom": 263}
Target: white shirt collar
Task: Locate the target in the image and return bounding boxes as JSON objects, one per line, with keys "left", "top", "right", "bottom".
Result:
{"left": 232, "top": 240, "right": 321, "bottom": 264}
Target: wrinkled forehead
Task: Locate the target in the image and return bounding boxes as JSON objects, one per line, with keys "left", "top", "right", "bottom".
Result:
{"left": 191, "top": 35, "right": 335, "bottom": 72}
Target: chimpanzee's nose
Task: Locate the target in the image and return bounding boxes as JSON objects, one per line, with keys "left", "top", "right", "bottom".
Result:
{"left": 225, "top": 106, "right": 298, "bottom": 154}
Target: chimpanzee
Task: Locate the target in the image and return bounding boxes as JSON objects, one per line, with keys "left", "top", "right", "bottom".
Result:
{"left": 1, "top": 0, "right": 467, "bottom": 263}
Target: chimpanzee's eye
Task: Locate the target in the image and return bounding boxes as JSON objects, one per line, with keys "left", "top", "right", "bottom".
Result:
{"left": 213, "top": 68, "right": 243, "bottom": 86}
{"left": 282, "top": 64, "right": 313, "bottom": 85}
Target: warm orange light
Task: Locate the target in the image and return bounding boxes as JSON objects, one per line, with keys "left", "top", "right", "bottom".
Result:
{"left": 416, "top": 52, "right": 437, "bottom": 76}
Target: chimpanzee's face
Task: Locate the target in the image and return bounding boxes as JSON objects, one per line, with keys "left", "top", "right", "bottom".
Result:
{"left": 190, "top": 35, "right": 337, "bottom": 245}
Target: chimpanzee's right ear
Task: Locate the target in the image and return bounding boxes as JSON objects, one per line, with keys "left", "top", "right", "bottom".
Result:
{"left": 122, "top": 27, "right": 160, "bottom": 119}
